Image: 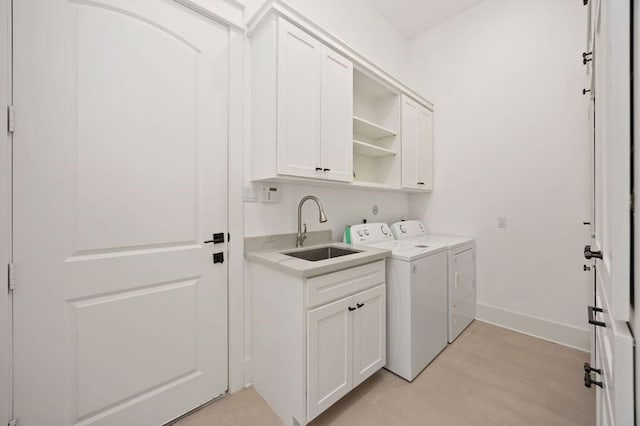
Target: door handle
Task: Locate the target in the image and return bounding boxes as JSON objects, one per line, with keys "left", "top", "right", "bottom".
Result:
{"left": 584, "top": 362, "right": 602, "bottom": 375}
{"left": 204, "top": 233, "right": 225, "bottom": 244}
{"left": 584, "top": 245, "right": 603, "bottom": 260}
{"left": 587, "top": 305, "right": 606, "bottom": 328}
{"left": 584, "top": 371, "right": 603, "bottom": 388}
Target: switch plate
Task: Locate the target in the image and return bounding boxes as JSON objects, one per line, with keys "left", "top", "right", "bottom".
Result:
{"left": 243, "top": 184, "right": 258, "bottom": 202}
{"left": 260, "top": 185, "right": 281, "bottom": 203}
{"left": 497, "top": 217, "right": 507, "bottom": 229}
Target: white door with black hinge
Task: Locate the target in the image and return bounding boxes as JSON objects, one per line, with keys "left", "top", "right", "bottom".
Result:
{"left": 13, "top": 1, "right": 229, "bottom": 425}
{"left": 587, "top": 0, "right": 634, "bottom": 425}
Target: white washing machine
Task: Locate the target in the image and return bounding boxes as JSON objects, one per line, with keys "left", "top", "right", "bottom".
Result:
{"left": 349, "top": 223, "right": 448, "bottom": 381}
{"left": 391, "top": 220, "right": 476, "bottom": 343}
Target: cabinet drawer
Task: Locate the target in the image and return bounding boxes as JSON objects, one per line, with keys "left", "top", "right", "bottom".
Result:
{"left": 306, "top": 260, "right": 384, "bottom": 308}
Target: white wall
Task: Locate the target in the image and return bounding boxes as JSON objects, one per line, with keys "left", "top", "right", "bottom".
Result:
{"left": 243, "top": 0, "right": 409, "bottom": 82}
{"left": 408, "top": 0, "right": 591, "bottom": 348}
{"left": 244, "top": 184, "right": 410, "bottom": 239}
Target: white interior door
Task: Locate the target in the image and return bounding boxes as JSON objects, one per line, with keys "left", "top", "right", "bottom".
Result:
{"left": 320, "top": 45, "right": 353, "bottom": 182}
{"left": 590, "top": 1, "right": 634, "bottom": 425}
{"left": 13, "top": 1, "right": 229, "bottom": 425}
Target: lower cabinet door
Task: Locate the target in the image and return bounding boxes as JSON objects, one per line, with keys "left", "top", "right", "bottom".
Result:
{"left": 307, "top": 295, "right": 354, "bottom": 421}
{"left": 353, "top": 285, "right": 386, "bottom": 387}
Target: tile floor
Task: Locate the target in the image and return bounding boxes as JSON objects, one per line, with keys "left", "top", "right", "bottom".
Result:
{"left": 174, "top": 321, "right": 594, "bottom": 426}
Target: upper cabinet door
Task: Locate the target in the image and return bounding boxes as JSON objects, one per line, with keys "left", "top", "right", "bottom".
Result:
{"left": 277, "top": 19, "right": 322, "bottom": 178}
{"left": 401, "top": 96, "right": 419, "bottom": 189}
{"left": 401, "top": 96, "right": 433, "bottom": 191}
{"left": 416, "top": 105, "right": 434, "bottom": 190}
{"left": 320, "top": 46, "right": 353, "bottom": 182}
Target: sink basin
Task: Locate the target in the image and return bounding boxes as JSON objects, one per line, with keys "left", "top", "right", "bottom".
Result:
{"left": 283, "top": 246, "right": 361, "bottom": 262}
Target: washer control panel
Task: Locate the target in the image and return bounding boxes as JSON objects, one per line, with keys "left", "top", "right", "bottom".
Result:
{"left": 349, "top": 223, "right": 394, "bottom": 244}
{"left": 391, "top": 220, "right": 427, "bottom": 240}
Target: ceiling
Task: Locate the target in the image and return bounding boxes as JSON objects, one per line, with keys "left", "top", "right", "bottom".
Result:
{"left": 366, "top": 0, "right": 485, "bottom": 39}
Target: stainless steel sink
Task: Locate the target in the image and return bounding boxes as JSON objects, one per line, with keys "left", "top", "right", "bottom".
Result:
{"left": 283, "top": 246, "right": 361, "bottom": 262}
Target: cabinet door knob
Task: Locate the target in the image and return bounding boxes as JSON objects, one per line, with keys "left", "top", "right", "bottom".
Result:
{"left": 417, "top": 182, "right": 425, "bottom": 185}
{"left": 315, "top": 167, "right": 322, "bottom": 172}
{"left": 323, "top": 168, "right": 331, "bottom": 172}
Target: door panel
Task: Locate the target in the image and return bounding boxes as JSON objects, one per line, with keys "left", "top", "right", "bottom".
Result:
{"left": 13, "top": 1, "right": 229, "bottom": 424}
{"left": 307, "top": 296, "right": 353, "bottom": 421}
{"left": 450, "top": 248, "right": 475, "bottom": 341}
{"left": 320, "top": 46, "right": 353, "bottom": 182}
{"left": 415, "top": 105, "right": 433, "bottom": 190}
{"left": 593, "top": 0, "right": 631, "bottom": 321}
{"left": 353, "top": 285, "right": 385, "bottom": 387}
{"left": 277, "top": 19, "right": 322, "bottom": 179}
{"left": 401, "top": 96, "right": 418, "bottom": 189}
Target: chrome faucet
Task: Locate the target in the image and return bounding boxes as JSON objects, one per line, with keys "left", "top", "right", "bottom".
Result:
{"left": 297, "top": 195, "right": 328, "bottom": 247}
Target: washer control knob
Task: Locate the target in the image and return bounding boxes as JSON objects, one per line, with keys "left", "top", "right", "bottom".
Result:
{"left": 364, "top": 229, "right": 370, "bottom": 236}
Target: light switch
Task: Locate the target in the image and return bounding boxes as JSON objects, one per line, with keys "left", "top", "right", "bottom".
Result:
{"left": 260, "top": 185, "right": 281, "bottom": 203}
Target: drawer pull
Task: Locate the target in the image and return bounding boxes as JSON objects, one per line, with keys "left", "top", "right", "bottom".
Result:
{"left": 356, "top": 303, "right": 364, "bottom": 309}
{"left": 588, "top": 305, "right": 606, "bottom": 327}
{"left": 584, "top": 371, "right": 603, "bottom": 388}
{"left": 348, "top": 306, "right": 356, "bottom": 312}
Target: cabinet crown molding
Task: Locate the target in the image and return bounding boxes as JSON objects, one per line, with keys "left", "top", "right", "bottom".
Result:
{"left": 247, "top": 0, "right": 433, "bottom": 110}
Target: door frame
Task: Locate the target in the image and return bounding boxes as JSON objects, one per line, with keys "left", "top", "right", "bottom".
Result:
{"left": 1, "top": 1, "right": 247, "bottom": 423}
{"left": 0, "top": 0, "right": 11, "bottom": 424}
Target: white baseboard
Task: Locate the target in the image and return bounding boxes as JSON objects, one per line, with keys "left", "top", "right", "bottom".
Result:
{"left": 476, "top": 303, "right": 590, "bottom": 352}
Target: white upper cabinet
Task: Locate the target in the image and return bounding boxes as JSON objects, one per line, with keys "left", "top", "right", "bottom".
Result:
{"left": 251, "top": 17, "right": 353, "bottom": 182}
{"left": 402, "top": 95, "right": 433, "bottom": 191}
{"left": 320, "top": 47, "right": 354, "bottom": 182}
{"left": 277, "top": 20, "right": 322, "bottom": 178}
{"left": 249, "top": 9, "right": 434, "bottom": 192}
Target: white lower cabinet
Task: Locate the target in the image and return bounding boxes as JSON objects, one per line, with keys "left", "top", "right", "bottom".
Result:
{"left": 307, "top": 285, "right": 386, "bottom": 421}
{"left": 249, "top": 260, "right": 386, "bottom": 425}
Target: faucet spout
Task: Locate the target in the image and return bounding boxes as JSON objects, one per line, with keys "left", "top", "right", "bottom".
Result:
{"left": 297, "top": 196, "right": 328, "bottom": 247}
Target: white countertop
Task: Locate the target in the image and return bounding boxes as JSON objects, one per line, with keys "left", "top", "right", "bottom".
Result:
{"left": 245, "top": 241, "right": 390, "bottom": 278}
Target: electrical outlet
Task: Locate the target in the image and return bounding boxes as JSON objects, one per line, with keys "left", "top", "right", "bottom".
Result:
{"left": 497, "top": 217, "right": 507, "bottom": 229}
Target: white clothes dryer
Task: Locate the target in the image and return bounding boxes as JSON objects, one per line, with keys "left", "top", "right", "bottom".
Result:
{"left": 391, "top": 220, "right": 476, "bottom": 343}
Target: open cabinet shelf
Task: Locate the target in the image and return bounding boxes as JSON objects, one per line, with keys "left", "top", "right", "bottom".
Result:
{"left": 353, "top": 116, "right": 397, "bottom": 140}
{"left": 353, "top": 140, "right": 396, "bottom": 157}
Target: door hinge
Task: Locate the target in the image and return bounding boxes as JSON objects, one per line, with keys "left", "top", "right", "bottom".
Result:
{"left": 7, "top": 263, "right": 15, "bottom": 292}
{"left": 8, "top": 418, "right": 17, "bottom": 426}
{"left": 7, "top": 105, "right": 14, "bottom": 133}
